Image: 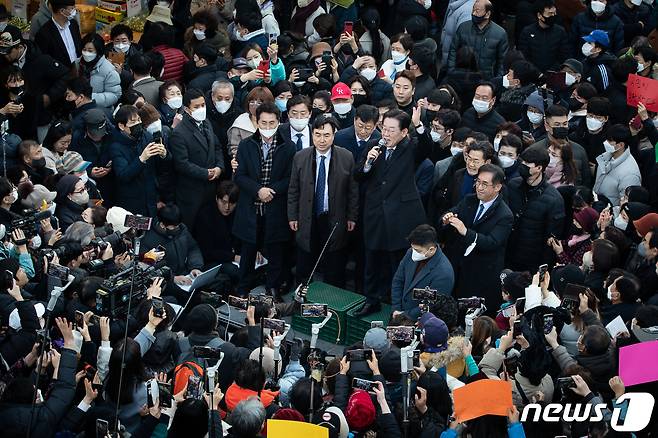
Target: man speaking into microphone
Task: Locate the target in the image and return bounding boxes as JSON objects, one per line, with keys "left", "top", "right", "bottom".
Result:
{"left": 353, "top": 107, "right": 434, "bottom": 317}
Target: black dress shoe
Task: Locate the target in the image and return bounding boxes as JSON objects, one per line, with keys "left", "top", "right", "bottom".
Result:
{"left": 354, "top": 302, "right": 381, "bottom": 317}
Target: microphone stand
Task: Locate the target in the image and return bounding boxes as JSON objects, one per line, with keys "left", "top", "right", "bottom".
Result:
{"left": 271, "top": 323, "right": 290, "bottom": 380}
{"left": 292, "top": 222, "right": 339, "bottom": 299}
{"left": 258, "top": 317, "right": 264, "bottom": 398}
{"left": 113, "top": 231, "right": 143, "bottom": 435}
{"left": 400, "top": 337, "right": 420, "bottom": 438}
{"left": 27, "top": 275, "right": 74, "bottom": 438}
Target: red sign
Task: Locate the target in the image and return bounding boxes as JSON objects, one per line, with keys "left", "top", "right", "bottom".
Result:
{"left": 627, "top": 73, "right": 658, "bottom": 112}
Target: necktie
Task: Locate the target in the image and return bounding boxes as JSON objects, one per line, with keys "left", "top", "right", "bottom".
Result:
{"left": 295, "top": 133, "right": 303, "bottom": 151}
{"left": 474, "top": 203, "right": 485, "bottom": 222}
{"left": 315, "top": 155, "right": 327, "bottom": 215}
{"left": 385, "top": 148, "right": 393, "bottom": 161}
{"left": 358, "top": 140, "right": 366, "bottom": 150}
{"left": 263, "top": 143, "right": 271, "bottom": 159}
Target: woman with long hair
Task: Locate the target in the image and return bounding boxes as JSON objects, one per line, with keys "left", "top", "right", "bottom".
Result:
{"left": 546, "top": 140, "right": 578, "bottom": 187}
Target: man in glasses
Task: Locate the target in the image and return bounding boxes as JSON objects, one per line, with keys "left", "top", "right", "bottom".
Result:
{"left": 441, "top": 163, "right": 513, "bottom": 306}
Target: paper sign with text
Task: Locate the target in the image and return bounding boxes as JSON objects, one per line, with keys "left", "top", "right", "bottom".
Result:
{"left": 453, "top": 379, "right": 513, "bottom": 422}
{"left": 627, "top": 74, "right": 658, "bottom": 112}
{"left": 619, "top": 340, "right": 658, "bottom": 386}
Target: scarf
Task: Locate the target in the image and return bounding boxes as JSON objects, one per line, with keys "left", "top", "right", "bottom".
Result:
{"left": 290, "top": 0, "right": 321, "bottom": 34}
{"left": 568, "top": 234, "right": 590, "bottom": 248}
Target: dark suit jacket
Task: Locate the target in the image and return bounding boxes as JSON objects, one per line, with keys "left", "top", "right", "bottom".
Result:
{"left": 442, "top": 194, "right": 514, "bottom": 306}
{"left": 334, "top": 126, "right": 382, "bottom": 164}
{"left": 288, "top": 145, "right": 359, "bottom": 253}
{"left": 170, "top": 113, "right": 225, "bottom": 227}
{"left": 354, "top": 136, "right": 432, "bottom": 251}
{"left": 233, "top": 130, "right": 296, "bottom": 244}
{"left": 391, "top": 248, "right": 455, "bottom": 319}
{"left": 34, "top": 19, "right": 82, "bottom": 68}
{"left": 279, "top": 123, "right": 311, "bottom": 151}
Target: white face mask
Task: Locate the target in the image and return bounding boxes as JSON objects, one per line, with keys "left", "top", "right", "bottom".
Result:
{"left": 582, "top": 251, "right": 593, "bottom": 271}
{"left": 430, "top": 130, "right": 442, "bottom": 143}
{"left": 290, "top": 117, "right": 310, "bottom": 132}
{"left": 614, "top": 214, "right": 628, "bottom": 230}
{"left": 637, "top": 62, "right": 647, "bottom": 73}
{"left": 215, "top": 100, "right": 232, "bottom": 114}
{"left": 498, "top": 155, "right": 516, "bottom": 168}
{"left": 79, "top": 172, "right": 89, "bottom": 184}
{"left": 391, "top": 50, "right": 407, "bottom": 63}
{"left": 450, "top": 146, "right": 462, "bottom": 156}
{"left": 191, "top": 106, "right": 207, "bottom": 122}
{"left": 582, "top": 42, "right": 594, "bottom": 57}
{"left": 146, "top": 120, "right": 162, "bottom": 134}
{"left": 0, "top": 22, "right": 7, "bottom": 32}
{"left": 565, "top": 72, "right": 577, "bottom": 86}
{"left": 472, "top": 99, "right": 491, "bottom": 114}
{"left": 653, "top": 118, "right": 658, "bottom": 128}
{"left": 47, "top": 202, "right": 57, "bottom": 216}
{"left": 114, "top": 42, "right": 130, "bottom": 53}
{"left": 193, "top": 29, "right": 206, "bottom": 40}
{"left": 29, "top": 234, "right": 41, "bottom": 249}
{"left": 8, "top": 189, "right": 17, "bottom": 204}
{"left": 502, "top": 75, "right": 512, "bottom": 89}
{"left": 606, "top": 284, "right": 613, "bottom": 300}
{"left": 260, "top": 125, "right": 279, "bottom": 138}
{"left": 65, "top": 8, "right": 77, "bottom": 20}
{"left": 411, "top": 248, "right": 431, "bottom": 262}
{"left": 0, "top": 223, "right": 5, "bottom": 240}
{"left": 493, "top": 136, "right": 501, "bottom": 151}
{"left": 527, "top": 111, "right": 543, "bottom": 125}
{"left": 333, "top": 103, "right": 353, "bottom": 115}
{"left": 82, "top": 51, "right": 96, "bottom": 62}
{"left": 591, "top": 0, "right": 606, "bottom": 14}
{"left": 168, "top": 96, "right": 183, "bottom": 110}
{"left": 603, "top": 140, "right": 617, "bottom": 154}
{"left": 631, "top": 0, "right": 643, "bottom": 4}
{"left": 586, "top": 116, "right": 604, "bottom": 132}
{"left": 308, "top": 30, "right": 321, "bottom": 44}
{"left": 247, "top": 55, "right": 262, "bottom": 70}
{"left": 360, "top": 68, "right": 377, "bottom": 82}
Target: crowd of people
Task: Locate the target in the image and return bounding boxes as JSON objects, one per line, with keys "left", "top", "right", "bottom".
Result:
{"left": 0, "top": 0, "right": 657, "bottom": 436}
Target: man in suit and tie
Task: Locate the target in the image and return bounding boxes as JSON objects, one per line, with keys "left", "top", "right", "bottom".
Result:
{"left": 233, "top": 102, "right": 296, "bottom": 300}
{"left": 288, "top": 116, "right": 358, "bottom": 288}
{"left": 354, "top": 108, "right": 434, "bottom": 317}
{"left": 279, "top": 95, "right": 312, "bottom": 151}
{"left": 34, "top": 0, "right": 81, "bottom": 69}
{"left": 334, "top": 105, "right": 381, "bottom": 164}
{"left": 171, "top": 88, "right": 225, "bottom": 228}
{"left": 391, "top": 224, "right": 455, "bottom": 320}
{"left": 441, "top": 163, "right": 513, "bottom": 308}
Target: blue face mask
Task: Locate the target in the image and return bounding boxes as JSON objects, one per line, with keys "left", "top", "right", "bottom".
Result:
{"left": 274, "top": 98, "right": 288, "bottom": 113}
{"left": 638, "top": 242, "right": 648, "bottom": 258}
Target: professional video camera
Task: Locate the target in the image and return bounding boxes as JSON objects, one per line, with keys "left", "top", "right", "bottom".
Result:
{"left": 89, "top": 231, "right": 131, "bottom": 255}
{"left": 8, "top": 209, "right": 51, "bottom": 239}
{"left": 95, "top": 261, "right": 171, "bottom": 317}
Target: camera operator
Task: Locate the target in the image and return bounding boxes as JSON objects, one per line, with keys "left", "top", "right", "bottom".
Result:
{"left": 0, "top": 176, "right": 21, "bottom": 227}
{"left": 0, "top": 226, "right": 35, "bottom": 281}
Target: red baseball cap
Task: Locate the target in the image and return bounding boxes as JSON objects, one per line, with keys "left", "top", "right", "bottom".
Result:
{"left": 331, "top": 82, "right": 352, "bottom": 100}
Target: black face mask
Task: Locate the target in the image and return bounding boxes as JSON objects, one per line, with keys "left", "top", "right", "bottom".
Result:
{"left": 472, "top": 14, "right": 486, "bottom": 25}
{"left": 568, "top": 97, "right": 583, "bottom": 112}
{"left": 542, "top": 15, "right": 556, "bottom": 27}
{"left": 8, "top": 85, "right": 23, "bottom": 95}
{"left": 129, "top": 123, "right": 143, "bottom": 139}
{"left": 311, "top": 108, "right": 323, "bottom": 120}
{"left": 552, "top": 127, "right": 569, "bottom": 139}
{"left": 32, "top": 157, "right": 46, "bottom": 169}
{"left": 353, "top": 94, "right": 370, "bottom": 107}
{"left": 518, "top": 163, "right": 531, "bottom": 180}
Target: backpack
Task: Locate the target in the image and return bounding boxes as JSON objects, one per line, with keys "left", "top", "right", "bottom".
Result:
{"left": 173, "top": 337, "right": 224, "bottom": 394}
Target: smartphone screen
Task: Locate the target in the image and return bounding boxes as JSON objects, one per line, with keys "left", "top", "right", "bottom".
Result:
{"left": 151, "top": 296, "right": 164, "bottom": 317}
{"left": 96, "top": 418, "right": 109, "bottom": 438}
{"left": 75, "top": 310, "right": 85, "bottom": 329}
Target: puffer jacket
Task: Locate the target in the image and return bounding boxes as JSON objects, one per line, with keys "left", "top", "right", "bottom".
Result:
{"left": 85, "top": 56, "right": 122, "bottom": 108}
{"left": 448, "top": 20, "right": 509, "bottom": 78}
{"left": 441, "top": 0, "right": 476, "bottom": 62}
{"left": 140, "top": 220, "right": 203, "bottom": 275}
{"left": 612, "top": 1, "right": 651, "bottom": 45}
{"left": 479, "top": 347, "right": 555, "bottom": 409}
{"left": 593, "top": 147, "right": 642, "bottom": 206}
{"left": 152, "top": 44, "right": 188, "bottom": 82}
{"left": 570, "top": 6, "right": 624, "bottom": 55}
{"left": 505, "top": 177, "right": 566, "bottom": 271}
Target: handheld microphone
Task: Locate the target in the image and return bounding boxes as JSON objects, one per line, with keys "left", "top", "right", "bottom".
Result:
{"left": 366, "top": 138, "right": 387, "bottom": 166}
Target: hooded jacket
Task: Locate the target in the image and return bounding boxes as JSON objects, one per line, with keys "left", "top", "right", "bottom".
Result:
{"left": 140, "top": 220, "right": 203, "bottom": 275}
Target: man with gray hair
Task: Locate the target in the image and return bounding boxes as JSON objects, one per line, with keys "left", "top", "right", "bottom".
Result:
{"left": 208, "top": 80, "right": 243, "bottom": 178}
{"left": 229, "top": 397, "right": 266, "bottom": 437}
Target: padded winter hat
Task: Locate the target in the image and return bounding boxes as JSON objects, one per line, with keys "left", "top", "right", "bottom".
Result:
{"left": 551, "top": 264, "right": 585, "bottom": 296}
{"left": 345, "top": 389, "right": 376, "bottom": 431}
{"left": 419, "top": 312, "right": 448, "bottom": 353}
{"left": 272, "top": 408, "right": 305, "bottom": 422}
{"left": 55, "top": 174, "right": 80, "bottom": 202}
{"left": 106, "top": 206, "right": 132, "bottom": 234}
{"left": 315, "top": 406, "right": 349, "bottom": 438}
{"left": 378, "top": 349, "right": 401, "bottom": 382}
{"left": 623, "top": 202, "right": 651, "bottom": 223}
{"left": 249, "top": 347, "right": 275, "bottom": 376}
{"left": 185, "top": 304, "right": 217, "bottom": 334}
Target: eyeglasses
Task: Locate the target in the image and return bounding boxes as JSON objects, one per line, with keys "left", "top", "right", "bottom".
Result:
{"left": 474, "top": 179, "right": 493, "bottom": 188}
{"left": 72, "top": 187, "right": 88, "bottom": 194}
{"left": 249, "top": 100, "right": 263, "bottom": 107}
